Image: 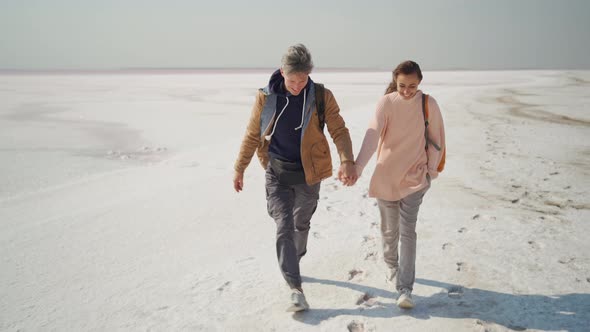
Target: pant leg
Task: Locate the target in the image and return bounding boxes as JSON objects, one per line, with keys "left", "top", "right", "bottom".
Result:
{"left": 377, "top": 199, "right": 401, "bottom": 270}
{"left": 292, "top": 181, "right": 321, "bottom": 261}
{"left": 265, "top": 166, "right": 300, "bottom": 289}
{"left": 396, "top": 186, "right": 428, "bottom": 291}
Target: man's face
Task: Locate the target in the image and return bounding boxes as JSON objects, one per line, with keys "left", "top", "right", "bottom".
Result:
{"left": 281, "top": 69, "right": 309, "bottom": 96}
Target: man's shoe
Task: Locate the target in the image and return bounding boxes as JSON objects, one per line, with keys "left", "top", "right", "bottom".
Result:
{"left": 396, "top": 288, "right": 414, "bottom": 309}
{"left": 286, "top": 289, "right": 309, "bottom": 312}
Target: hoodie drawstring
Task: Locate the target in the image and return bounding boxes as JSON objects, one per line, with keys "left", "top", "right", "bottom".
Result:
{"left": 294, "top": 89, "right": 306, "bottom": 130}
{"left": 264, "top": 88, "right": 307, "bottom": 141}
{"left": 265, "top": 97, "right": 290, "bottom": 141}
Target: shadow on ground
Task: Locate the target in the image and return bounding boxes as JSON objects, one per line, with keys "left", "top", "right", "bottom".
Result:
{"left": 296, "top": 276, "right": 590, "bottom": 332}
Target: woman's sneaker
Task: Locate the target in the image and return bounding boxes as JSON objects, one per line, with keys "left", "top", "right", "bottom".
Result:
{"left": 286, "top": 289, "right": 309, "bottom": 312}
{"left": 396, "top": 288, "right": 414, "bottom": 309}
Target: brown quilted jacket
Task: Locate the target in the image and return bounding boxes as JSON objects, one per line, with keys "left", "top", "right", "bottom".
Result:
{"left": 234, "top": 87, "right": 354, "bottom": 185}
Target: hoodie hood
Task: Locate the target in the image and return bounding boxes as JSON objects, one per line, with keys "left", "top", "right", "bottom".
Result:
{"left": 268, "top": 69, "right": 285, "bottom": 95}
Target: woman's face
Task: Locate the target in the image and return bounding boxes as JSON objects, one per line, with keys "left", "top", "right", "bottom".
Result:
{"left": 396, "top": 73, "right": 421, "bottom": 100}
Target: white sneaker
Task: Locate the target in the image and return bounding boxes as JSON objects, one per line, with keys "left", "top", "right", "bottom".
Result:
{"left": 397, "top": 288, "right": 414, "bottom": 309}
{"left": 385, "top": 267, "right": 398, "bottom": 283}
{"left": 286, "top": 289, "right": 309, "bottom": 312}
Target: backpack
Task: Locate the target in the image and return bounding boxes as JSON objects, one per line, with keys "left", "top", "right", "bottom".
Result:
{"left": 421, "top": 94, "right": 446, "bottom": 172}
{"left": 314, "top": 83, "right": 326, "bottom": 131}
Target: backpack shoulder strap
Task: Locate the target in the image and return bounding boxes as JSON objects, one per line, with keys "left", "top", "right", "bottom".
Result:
{"left": 422, "top": 93, "right": 442, "bottom": 151}
{"left": 422, "top": 94, "right": 430, "bottom": 149}
{"left": 315, "top": 83, "right": 326, "bottom": 131}
{"left": 422, "top": 93, "right": 446, "bottom": 172}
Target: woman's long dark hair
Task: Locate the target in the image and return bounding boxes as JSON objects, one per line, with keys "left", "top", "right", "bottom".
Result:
{"left": 385, "top": 60, "right": 423, "bottom": 95}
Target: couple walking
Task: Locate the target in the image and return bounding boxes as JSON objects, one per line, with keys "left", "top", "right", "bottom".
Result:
{"left": 233, "top": 44, "right": 446, "bottom": 312}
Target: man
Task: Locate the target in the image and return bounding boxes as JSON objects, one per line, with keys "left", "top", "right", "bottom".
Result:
{"left": 233, "top": 44, "right": 357, "bottom": 312}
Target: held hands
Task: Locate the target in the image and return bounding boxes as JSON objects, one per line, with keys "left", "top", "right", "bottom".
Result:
{"left": 233, "top": 171, "right": 244, "bottom": 192}
{"left": 338, "top": 162, "right": 359, "bottom": 186}
{"left": 355, "top": 164, "right": 363, "bottom": 179}
{"left": 237, "top": 163, "right": 361, "bottom": 191}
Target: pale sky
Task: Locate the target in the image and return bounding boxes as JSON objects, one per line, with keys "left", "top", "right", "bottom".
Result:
{"left": 1, "top": 0, "right": 589, "bottom": 70}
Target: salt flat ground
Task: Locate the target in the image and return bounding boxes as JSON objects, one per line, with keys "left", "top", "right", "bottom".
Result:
{"left": 1, "top": 70, "right": 589, "bottom": 331}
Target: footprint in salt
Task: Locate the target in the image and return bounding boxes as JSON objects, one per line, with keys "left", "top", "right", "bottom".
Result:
{"left": 347, "top": 321, "right": 365, "bottom": 332}
{"left": 558, "top": 257, "right": 575, "bottom": 265}
{"left": 217, "top": 281, "right": 231, "bottom": 292}
{"left": 447, "top": 285, "right": 464, "bottom": 298}
{"left": 364, "top": 251, "right": 377, "bottom": 261}
{"left": 348, "top": 269, "right": 364, "bottom": 281}
{"left": 356, "top": 292, "right": 378, "bottom": 306}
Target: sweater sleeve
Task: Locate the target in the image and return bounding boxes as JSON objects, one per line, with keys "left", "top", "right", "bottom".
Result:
{"left": 426, "top": 96, "right": 445, "bottom": 179}
{"left": 355, "top": 95, "right": 388, "bottom": 174}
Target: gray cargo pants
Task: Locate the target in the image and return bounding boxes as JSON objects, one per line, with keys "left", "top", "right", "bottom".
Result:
{"left": 265, "top": 165, "right": 320, "bottom": 289}
{"left": 377, "top": 184, "right": 429, "bottom": 292}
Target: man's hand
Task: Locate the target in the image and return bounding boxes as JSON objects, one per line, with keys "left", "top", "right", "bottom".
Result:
{"left": 233, "top": 171, "right": 244, "bottom": 192}
{"left": 338, "top": 162, "right": 358, "bottom": 186}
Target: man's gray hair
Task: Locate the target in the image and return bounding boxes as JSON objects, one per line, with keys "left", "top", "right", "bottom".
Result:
{"left": 281, "top": 44, "right": 314, "bottom": 75}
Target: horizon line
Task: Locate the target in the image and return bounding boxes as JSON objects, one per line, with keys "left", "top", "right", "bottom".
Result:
{"left": 0, "top": 66, "right": 588, "bottom": 75}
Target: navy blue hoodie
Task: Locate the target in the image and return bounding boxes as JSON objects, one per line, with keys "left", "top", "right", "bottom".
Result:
{"left": 267, "top": 69, "right": 313, "bottom": 164}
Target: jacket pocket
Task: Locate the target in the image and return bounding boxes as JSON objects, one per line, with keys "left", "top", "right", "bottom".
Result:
{"left": 310, "top": 140, "right": 331, "bottom": 176}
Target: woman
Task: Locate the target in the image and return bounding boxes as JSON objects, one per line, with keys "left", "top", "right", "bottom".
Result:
{"left": 354, "top": 61, "right": 445, "bottom": 309}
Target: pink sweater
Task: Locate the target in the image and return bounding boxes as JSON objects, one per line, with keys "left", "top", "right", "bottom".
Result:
{"left": 355, "top": 90, "right": 445, "bottom": 201}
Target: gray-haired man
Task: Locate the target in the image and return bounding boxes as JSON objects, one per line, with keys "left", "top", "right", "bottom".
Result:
{"left": 233, "top": 44, "right": 357, "bottom": 311}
